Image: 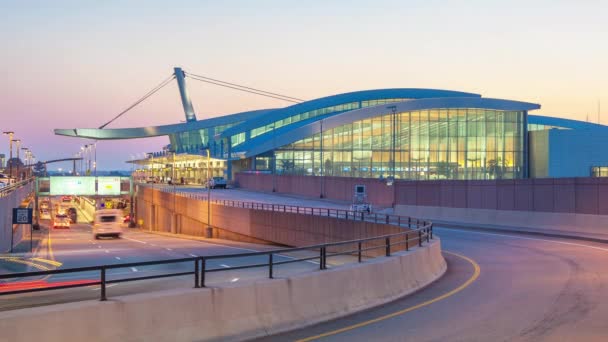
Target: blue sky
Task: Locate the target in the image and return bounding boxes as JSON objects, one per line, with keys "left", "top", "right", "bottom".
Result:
{"left": 1, "top": 0, "right": 607, "bottom": 169}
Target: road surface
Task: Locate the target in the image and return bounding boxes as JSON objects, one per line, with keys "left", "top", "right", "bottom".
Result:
{"left": 0, "top": 197, "right": 330, "bottom": 311}
{"left": 257, "top": 227, "right": 608, "bottom": 341}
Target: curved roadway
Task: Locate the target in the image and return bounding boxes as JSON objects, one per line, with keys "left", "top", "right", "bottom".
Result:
{"left": 258, "top": 227, "right": 608, "bottom": 341}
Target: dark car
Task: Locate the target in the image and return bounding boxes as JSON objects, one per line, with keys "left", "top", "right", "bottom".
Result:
{"left": 67, "top": 207, "right": 77, "bottom": 223}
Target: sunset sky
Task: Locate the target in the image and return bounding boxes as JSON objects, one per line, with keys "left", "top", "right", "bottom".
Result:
{"left": 1, "top": 0, "right": 607, "bottom": 170}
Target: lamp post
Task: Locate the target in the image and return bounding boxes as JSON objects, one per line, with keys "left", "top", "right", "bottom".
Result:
{"left": 13, "top": 139, "right": 21, "bottom": 180}
{"left": 206, "top": 149, "right": 212, "bottom": 238}
{"left": 3, "top": 131, "right": 14, "bottom": 177}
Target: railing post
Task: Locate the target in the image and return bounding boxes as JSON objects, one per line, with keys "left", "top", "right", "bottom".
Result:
{"left": 360, "top": 212, "right": 364, "bottom": 221}
{"left": 194, "top": 259, "right": 200, "bottom": 288}
{"left": 405, "top": 233, "right": 409, "bottom": 251}
{"left": 320, "top": 247, "right": 326, "bottom": 270}
{"left": 408, "top": 217, "right": 411, "bottom": 228}
{"left": 201, "top": 257, "right": 206, "bottom": 287}
{"left": 358, "top": 241, "right": 362, "bottom": 262}
{"left": 419, "top": 230, "right": 422, "bottom": 247}
{"left": 430, "top": 224, "right": 434, "bottom": 239}
{"left": 269, "top": 253, "right": 274, "bottom": 279}
{"left": 386, "top": 215, "right": 389, "bottom": 224}
{"left": 386, "top": 237, "right": 391, "bottom": 257}
{"left": 427, "top": 227, "right": 430, "bottom": 243}
{"left": 398, "top": 216, "right": 401, "bottom": 226}
{"left": 100, "top": 266, "right": 107, "bottom": 301}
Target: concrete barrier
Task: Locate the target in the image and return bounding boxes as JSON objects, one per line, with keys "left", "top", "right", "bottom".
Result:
{"left": 396, "top": 204, "right": 608, "bottom": 241}
{"left": 0, "top": 182, "right": 33, "bottom": 252}
{"left": 136, "top": 187, "right": 409, "bottom": 255}
{"left": 0, "top": 239, "right": 445, "bottom": 342}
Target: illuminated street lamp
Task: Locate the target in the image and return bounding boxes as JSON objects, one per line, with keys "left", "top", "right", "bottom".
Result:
{"left": 3, "top": 131, "right": 14, "bottom": 177}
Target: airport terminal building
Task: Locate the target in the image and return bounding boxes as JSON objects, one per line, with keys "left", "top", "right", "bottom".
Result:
{"left": 56, "top": 86, "right": 608, "bottom": 183}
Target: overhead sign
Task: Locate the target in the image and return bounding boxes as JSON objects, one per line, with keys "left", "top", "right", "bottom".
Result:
{"left": 97, "top": 177, "right": 121, "bottom": 196}
{"left": 50, "top": 177, "right": 95, "bottom": 195}
{"left": 13, "top": 208, "right": 33, "bottom": 224}
{"left": 41, "top": 177, "right": 132, "bottom": 196}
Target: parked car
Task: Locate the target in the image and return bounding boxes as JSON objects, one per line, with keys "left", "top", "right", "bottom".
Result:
{"left": 208, "top": 177, "right": 227, "bottom": 189}
{"left": 0, "top": 173, "right": 15, "bottom": 185}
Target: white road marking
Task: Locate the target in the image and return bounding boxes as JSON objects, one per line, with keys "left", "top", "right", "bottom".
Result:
{"left": 91, "top": 283, "right": 118, "bottom": 291}
{"left": 439, "top": 228, "right": 608, "bottom": 253}
{"left": 189, "top": 254, "right": 198, "bottom": 257}
{"left": 105, "top": 250, "right": 110, "bottom": 253}
{"left": 131, "top": 267, "right": 138, "bottom": 272}
{"left": 166, "top": 248, "right": 173, "bottom": 251}
{"left": 220, "top": 264, "right": 230, "bottom": 268}
{"left": 123, "top": 237, "right": 148, "bottom": 244}
{"left": 115, "top": 256, "right": 121, "bottom": 260}
{"left": 230, "top": 278, "right": 239, "bottom": 282}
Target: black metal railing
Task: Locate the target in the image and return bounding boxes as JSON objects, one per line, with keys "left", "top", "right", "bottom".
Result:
{"left": 0, "top": 224, "right": 433, "bottom": 301}
{"left": 0, "top": 178, "right": 33, "bottom": 198}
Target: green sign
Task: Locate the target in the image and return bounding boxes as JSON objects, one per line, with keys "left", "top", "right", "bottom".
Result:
{"left": 97, "top": 177, "right": 121, "bottom": 195}
{"left": 50, "top": 177, "right": 95, "bottom": 195}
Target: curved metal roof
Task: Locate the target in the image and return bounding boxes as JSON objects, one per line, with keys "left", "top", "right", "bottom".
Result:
{"left": 54, "top": 108, "right": 276, "bottom": 140}
{"left": 528, "top": 115, "right": 608, "bottom": 130}
{"left": 218, "top": 88, "right": 481, "bottom": 138}
{"left": 234, "top": 97, "right": 541, "bottom": 158}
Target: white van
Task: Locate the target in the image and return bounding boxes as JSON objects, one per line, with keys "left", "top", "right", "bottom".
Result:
{"left": 93, "top": 209, "right": 123, "bottom": 239}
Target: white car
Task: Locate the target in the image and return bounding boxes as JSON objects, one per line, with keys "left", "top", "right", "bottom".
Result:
{"left": 208, "top": 177, "right": 227, "bottom": 189}
{"left": 93, "top": 209, "right": 123, "bottom": 239}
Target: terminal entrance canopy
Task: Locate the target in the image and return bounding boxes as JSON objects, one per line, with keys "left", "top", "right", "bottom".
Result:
{"left": 36, "top": 176, "right": 132, "bottom": 196}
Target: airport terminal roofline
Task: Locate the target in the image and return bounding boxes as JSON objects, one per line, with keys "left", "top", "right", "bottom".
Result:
{"left": 54, "top": 88, "right": 480, "bottom": 141}
{"left": 54, "top": 108, "right": 275, "bottom": 140}
{"left": 232, "top": 96, "right": 541, "bottom": 158}
{"left": 217, "top": 88, "right": 481, "bottom": 139}
{"left": 528, "top": 115, "right": 608, "bottom": 130}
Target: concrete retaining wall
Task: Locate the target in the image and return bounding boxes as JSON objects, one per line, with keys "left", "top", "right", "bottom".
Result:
{"left": 236, "top": 173, "right": 608, "bottom": 216}
{"left": 0, "top": 182, "right": 33, "bottom": 252}
{"left": 0, "top": 238, "right": 445, "bottom": 342}
{"left": 136, "top": 187, "right": 407, "bottom": 254}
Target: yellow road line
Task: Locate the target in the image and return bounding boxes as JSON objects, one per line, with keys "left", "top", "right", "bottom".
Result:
{"left": 296, "top": 250, "right": 481, "bottom": 342}
{"left": 30, "top": 257, "right": 62, "bottom": 267}
{"left": 0, "top": 257, "right": 51, "bottom": 271}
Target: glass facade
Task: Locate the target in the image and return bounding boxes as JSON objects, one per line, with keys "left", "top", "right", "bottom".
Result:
{"left": 528, "top": 123, "right": 569, "bottom": 131}
{"left": 591, "top": 166, "right": 608, "bottom": 177}
{"left": 169, "top": 122, "right": 241, "bottom": 154}
{"left": 274, "top": 108, "right": 526, "bottom": 180}
{"left": 245, "top": 98, "right": 411, "bottom": 142}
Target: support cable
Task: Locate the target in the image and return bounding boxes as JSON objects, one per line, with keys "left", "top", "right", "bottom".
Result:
{"left": 98, "top": 74, "right": 176, "bottom": 129}
{"left": 185, "top": 72, "right": 304, "bottom": 103}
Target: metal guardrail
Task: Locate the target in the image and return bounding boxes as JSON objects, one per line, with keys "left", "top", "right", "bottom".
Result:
{"left": 1, "top": 183, "right": 434, "bottom": 301}
{"left": 0, "top": 224, "right": 433, "bottom": 301}
{"left": 0, "top": 178, "right": 34, "bottom": 198}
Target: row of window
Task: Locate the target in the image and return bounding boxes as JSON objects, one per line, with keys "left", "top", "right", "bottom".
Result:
{"left": 247, "top": 98, "right": 411, "bottom": 141}
{"left": 274, "top": 108, "right": 526, "bottom": 180}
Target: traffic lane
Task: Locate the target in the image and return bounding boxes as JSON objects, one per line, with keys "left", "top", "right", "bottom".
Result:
{"left": 256, "top": 229, "right": 608, "bottom": 342}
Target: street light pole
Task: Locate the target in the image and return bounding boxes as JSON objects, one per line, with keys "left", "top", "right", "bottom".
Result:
{"left": 206, "top": 149, "right": 212, "bottom": 238}
{"left": 3, "top": 131, "right": 14, "bottom": 178}
{"left": 13, "top": 139, "right": 21, "bottom": 180}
